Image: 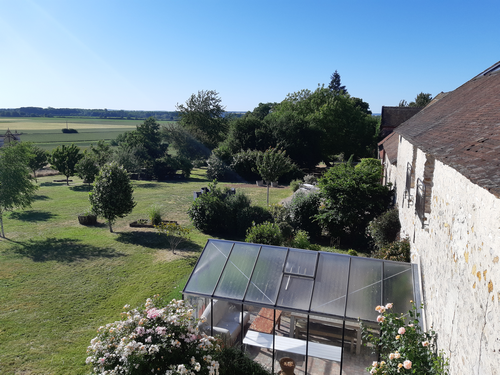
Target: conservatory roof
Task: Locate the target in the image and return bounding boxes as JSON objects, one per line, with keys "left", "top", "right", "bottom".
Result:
{"left": 183, "top": 240, "right": 421, "bottom": 323}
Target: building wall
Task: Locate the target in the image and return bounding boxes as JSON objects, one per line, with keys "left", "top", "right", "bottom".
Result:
{"left": 392, "top": 136, "right": 500, "bottom": 375}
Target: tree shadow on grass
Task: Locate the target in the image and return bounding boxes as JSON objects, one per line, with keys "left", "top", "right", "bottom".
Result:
{"left": 70, "top": 185, "right": 92, "bottom": 192}
{"left": 8, "top": 237, "right": 126, "bottom": 262}
{"left": 116, "top": 231, "right": 202, "bottom": 252}
{"left": 33, "top": 194, "right": 50, "bottom": 201}
{"left": 9, "top": 210, "right": 57, "bottom": 222}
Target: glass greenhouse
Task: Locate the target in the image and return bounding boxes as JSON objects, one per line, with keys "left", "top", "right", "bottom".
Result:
{"left": 183, "top": 239, "right": 421, "bottom": 374}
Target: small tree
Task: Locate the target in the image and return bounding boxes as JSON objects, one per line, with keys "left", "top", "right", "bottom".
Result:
{"left": 0, "top": 142, "right": 39, "bottom": 237}
{"left": 155, "top": 222, "right": 191, "bottom": 254}
{"left": 255, "top": 148, "right": 295, "bottom": 205}
{"left": 50, "top": 144, "right": 83, "bottom": 185}
{"left": 89, "top": 162, "right": 136, "bottom": 232}
{"left": 26, "top": 144, "right": 48, "bottom": 182}
{"left": 76, "top": 152, "right": 100, "bottom": 189}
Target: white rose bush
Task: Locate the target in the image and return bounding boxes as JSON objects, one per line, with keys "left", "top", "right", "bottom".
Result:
{"left": 361, "top": 302, "right": 449, "bottom": 374}
{"left": 86, "top": 296, "right": 221, "bottom": 375}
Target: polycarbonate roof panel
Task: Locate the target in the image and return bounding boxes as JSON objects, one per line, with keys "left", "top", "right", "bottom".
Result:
{"left": 310, "top": 253, "right": 350, "bottom": 316}
{"left": 183, "top": 240, "right": 233, "bottom": 295}
{"left": 214, "top": 243, "right": 260, "bottom": 300}
{"left": 245, "top": 246, "right": 288, "bottom": 305}
{"left": 183, "top": 239, "right": 419, "bottom": 322}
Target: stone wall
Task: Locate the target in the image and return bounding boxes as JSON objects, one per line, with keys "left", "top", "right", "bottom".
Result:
{"left": 390, "top": 136, "right": 500, "bottom": 375}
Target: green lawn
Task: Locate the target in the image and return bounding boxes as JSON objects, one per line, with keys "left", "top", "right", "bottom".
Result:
{"left": 0, "top": 169, "right": 293, "bottom": 374}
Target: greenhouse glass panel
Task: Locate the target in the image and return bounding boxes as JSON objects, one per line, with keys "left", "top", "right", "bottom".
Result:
{"left": 214, "top": 243, "right": 260, "bottom": 300}
{"left": 346, "top": 258, "right": 382, "bottom": 321}
{"left": 310, "top": 253, "right": 350, "bottom": 316}
{"left": 277, "top": 275, "right": 314, "bottom": 310}
{"left": 184, "top": 240, "right": 233, "bottom": 295}
{"left": 285, "top": 248, "right": 318, "bottom": 277}
{"left": 245, "top": 246, "right": 288, "bottom": 305}
{"left": 383, "top": 262, "right": 413, "bottom": 316}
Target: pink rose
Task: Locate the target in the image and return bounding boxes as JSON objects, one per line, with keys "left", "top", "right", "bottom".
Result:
{"left": 403, "top": 360, "right": 412, "bottom": 369}
{"left": 398, "top": 327, "right": 406, "bottom": 335}
{"left": 377, "top": 315, "right": 385, "bottom": 323}
{"left": 385, "top": 303, "right": 393, "bottom": 309}
{"left": 422, "top": 341, "right": 429, "bottom": 347}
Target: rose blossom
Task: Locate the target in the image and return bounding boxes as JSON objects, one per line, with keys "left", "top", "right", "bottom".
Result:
{"left": 422, "top": 341, "right": 429, "bottom": 347}
{"left": 389, "top": 352, "right": 396, "bottom": 360}
{"left": 377, "top": 315, "right": 385, "bottom": 323}
{"left": 385, "top": 303, "right": 393, "bottom": 309}
{"left": 403, "top": 360, "right": 412, "bottom": 369}
{"left": 398, "top": 327, "right": 406, "bottom": 335}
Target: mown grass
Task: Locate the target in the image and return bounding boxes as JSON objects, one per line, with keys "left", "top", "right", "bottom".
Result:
{"left": 0, "top": 168, "right": 293, "bottom": 374}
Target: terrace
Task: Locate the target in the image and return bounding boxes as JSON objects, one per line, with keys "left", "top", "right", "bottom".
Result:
{"left": 183, "top": 239, "right": 422, "bottom": 375}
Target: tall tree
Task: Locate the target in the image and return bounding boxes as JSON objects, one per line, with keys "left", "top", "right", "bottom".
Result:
{"left": 75, "top": 151, "right": 100, "bottom": 188}
{"left": 26, "top": 144, "right": 48, "bottom": 182}
{"left": 328, "top": 70, "right": 348, "bottom": 95}
{"left": 50, "top": 144, "right": 83, "bottom": 185}
{"left": 0, "top": 142, "right": 38, "bottom": 237}
{"left": 316, "top": 159, "right": 393, "bottom": 247}
{"left": 89, "top": 162, "right": 136, "bottom": 232}
{"left": 399, "top": 93, "right": 433, "bottom": 107}
{"left": 88, "top": 140, "right": 113, "bottom": 167}
{"left": 255, "top": 148, "right": 295, "bottom": 205}
{"left": 176, "top": 90, "right": 228, "bottom": 149}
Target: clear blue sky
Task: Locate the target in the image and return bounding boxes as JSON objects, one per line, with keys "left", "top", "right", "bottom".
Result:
{"left": 1, "top": 0, "right": 499, "bottom": 114}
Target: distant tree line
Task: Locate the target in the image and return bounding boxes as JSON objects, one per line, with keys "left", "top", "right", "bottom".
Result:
{"left": 0, "top": 107, "right": 179, "bottom": 120}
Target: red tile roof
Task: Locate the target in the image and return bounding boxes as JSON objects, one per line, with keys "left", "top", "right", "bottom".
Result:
{"left": 395, "top": 61, "right": 500, "bottom": 197}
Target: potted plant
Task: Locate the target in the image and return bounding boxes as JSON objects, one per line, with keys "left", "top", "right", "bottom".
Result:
{"left": 78, "top": 208, "right": 97, "bottom": 226}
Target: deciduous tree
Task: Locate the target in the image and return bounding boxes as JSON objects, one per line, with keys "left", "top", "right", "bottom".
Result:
{"left": 176, "top": 90, "right": 228, "bottom": 149}
{"left": 0, "top": 142, "right": 38, "bottom": 237}
{"left": 89, "top": 162, "right": 136, "bottom": 232}
{"left": 316, "top": 158, "right": 393, "bottom": 248}
{"left": 256, "top": 148, "right": 295, "bottom": 205}
{"left": 50, "top": 144, "right": 83, "bottom": 185}
{"left": 26, "top": 144, "right": 48, "bottom": 182}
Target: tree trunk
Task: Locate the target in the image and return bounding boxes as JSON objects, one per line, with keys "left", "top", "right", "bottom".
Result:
{"left": 267, "top": 182, "right": 270, "bottom": 206}
{"left": 66, "top": 175, "right": 69, "bottom": 185}
{"left": 0, "top": 212, "right": 4, "bottom": 238}
{"left": 109, "top": 221, "right": 113, "bottom": 233}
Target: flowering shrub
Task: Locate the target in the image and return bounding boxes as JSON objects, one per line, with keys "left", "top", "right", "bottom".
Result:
{"left": 86, "top": 296, "right": 221, "bottom": 375}
{"left": 362, "top": 302, "right": 449, "bottom": 374}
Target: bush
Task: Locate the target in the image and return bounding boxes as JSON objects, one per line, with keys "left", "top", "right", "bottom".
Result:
{"left": 278, "top": 222, "right": 294, "bottom": 245}
{"left": 188, "top": 181, "right": 266, "bottom": 237}
{"left": 362, "top": 302, "right": 449, "bottom": 374}
{"left": 367, "top": 208, "right": 401, "bottom": 250}
{"left": 214, "top": 346, "right": 271, "bottom": 375}
{"left": 372, "top": 238, "right": 410, "bottom": 262}
{"left": 289, "top": 179, "right": 301, "bottom": 192}
{"left": 268, "top": 203, "right": 289, "bottom": 224}
{"left": 347, "top": 249, "right": 358, "bottom": 256}
{"left": 206, "top": 154, "right": 231, "bottom": 181}
{"left": 291, "top": 230, "right": 311, "bottom": 249}
{"left": 155, "top": 222, "right": 191, "bottom": 254}
{"left": 287, "top": 191, "right": 322, "bottom": 240}
{"left": 86, "top": 296, "right": 222, "bottom": 375}
{"left": 303, "top": 174, "right": 317, "bottom": 185}
{"left": 245, "top": 222, "right": 283, "bottom": 246}
{"left": 230, "top": 149, "right": 260, "bottom": 182}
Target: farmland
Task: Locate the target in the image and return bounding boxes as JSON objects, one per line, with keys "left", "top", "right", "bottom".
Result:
{"left": 0, "top": 117, "right": 175, "bottom": 150}
{"left": 0, "top": 169, "right": 293, "bottom": 374}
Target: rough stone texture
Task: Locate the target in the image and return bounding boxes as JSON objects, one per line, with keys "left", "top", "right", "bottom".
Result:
{"left": 390, "top": 137, "right": 500, "bottom": 375}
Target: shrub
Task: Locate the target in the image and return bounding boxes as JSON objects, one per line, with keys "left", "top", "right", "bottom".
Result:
{"left": 303, "top": 174, "right": 317, "bottom": 185}
{"left": 86, "top": 296, "right": 222, "bottom": 375}
{"left": 372, "top": 238, "right": 411, "bottom": 262}
{"left": 147, "top": 204, "right": 162, "bottom": 225}
{"left": 347, "top": 249, "right": 358, "bottom": 256}
{"left": 245, "top": 222, "right": 283, "bottom": 246}
{"left": 206, "top": 154, "right": 231, "bottom": 181}
{"left": 268, "top": 203, "right": 289, "bottom": 224}
{"left": 289, "top": 179, "right": 301, "bottom": 192}
{"left": 236, "top": 206, "right": 273, "bottom": 237}
{"left": 291, "top": 230, "right": 311, "bottom": 249}
{"left": 155, "top": 222, "right": 191, "bottom": 254}
{"left": 278, "top": 222, "right": 294, "bottom": 245}
{"left": 230, "top": 149, "right": 260, "bottom": 182}
{"left": 287, "top": 191, "right": 322, "bottom": 240}
{"left": 214, "top": 346, "right": 271, "bottom": 375}
{"left": 368, "top": 208, "right": 401, "bottom": 250}
{"left": 361, "top": 303, "right": 449, "bottom": 375}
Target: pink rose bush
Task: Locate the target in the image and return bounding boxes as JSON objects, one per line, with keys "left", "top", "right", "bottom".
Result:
{"left": 86, "top": 296, "right": 222, "bottom": 375}
{"left": 362, "top": 302, "right": 449, "bottom": 374}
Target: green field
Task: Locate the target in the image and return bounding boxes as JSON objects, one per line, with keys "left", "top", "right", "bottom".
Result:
{"left": 0, "top": 169, "right": 294, "bottom": 374}
{"left": 0, "top": 117, "right": 175, "bottom": 150}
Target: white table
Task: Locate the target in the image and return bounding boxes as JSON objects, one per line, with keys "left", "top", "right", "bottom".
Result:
{"left": 289, "top": 312, "right": 362, "bottom": 355}
{"left": 243, "top": 330, "right": 341, "bottom": 362}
